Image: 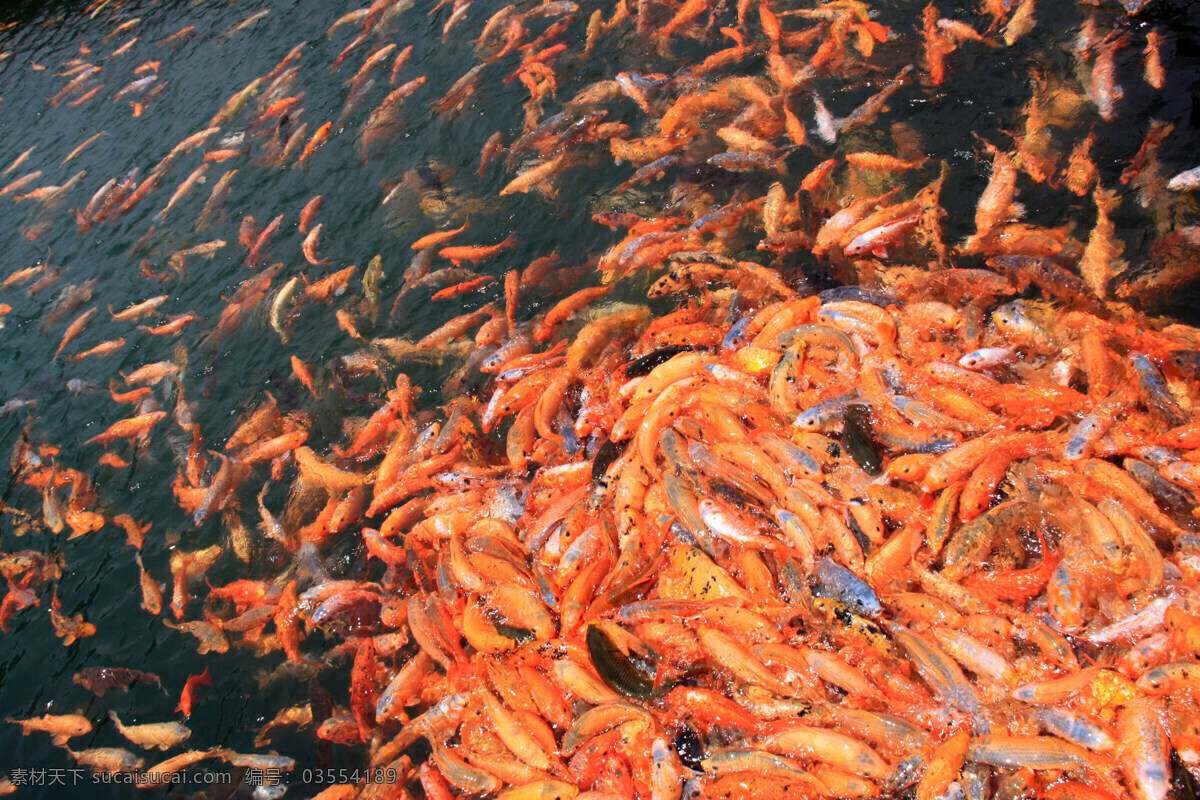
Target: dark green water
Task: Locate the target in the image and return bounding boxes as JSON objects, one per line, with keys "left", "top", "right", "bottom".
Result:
{"left": 0, "top": 0, "right": 1198, "bottom": 797}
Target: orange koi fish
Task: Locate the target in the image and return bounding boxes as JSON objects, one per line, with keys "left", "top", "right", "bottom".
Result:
{"left": 439, "top": 232, "right": 518, "bottom": 266}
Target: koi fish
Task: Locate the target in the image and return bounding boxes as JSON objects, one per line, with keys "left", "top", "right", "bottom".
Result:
{"left": 85, "top": 411, "right": 167, "bottom": 446}
{"left": 8, "top": 714, "right": 92, "bottom": 746}
{"left": 439, "top": 232, "right": 518, "bottom": 266}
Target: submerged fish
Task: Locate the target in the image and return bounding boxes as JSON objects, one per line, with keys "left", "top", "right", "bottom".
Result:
{"left": 73, "top": 667, "right": 162, "bottom": 696}
{"left": 108, "top": 711, "right": 191, "bottom": 751}
{"left": 0, "top": 4, "right": 1197, "bottom": 800}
